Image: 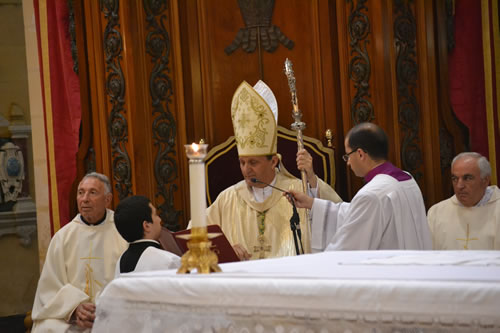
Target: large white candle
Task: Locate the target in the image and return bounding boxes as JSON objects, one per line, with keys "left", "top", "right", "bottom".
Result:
{"left": 185, "top": 143, "right": 208, "bottom": 228}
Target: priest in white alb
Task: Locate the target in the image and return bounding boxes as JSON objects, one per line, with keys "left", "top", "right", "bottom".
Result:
{"left": 31, "top": 173, "right": 127, "bottom": 332}
{"left": 206, "top": 80, "right": 342, "bottom": 260}
{"left": 428, "top": 152, "right": 500, "bottom": 249}
{"left": 289, "top": 122, "right": 432, "bottom": 250}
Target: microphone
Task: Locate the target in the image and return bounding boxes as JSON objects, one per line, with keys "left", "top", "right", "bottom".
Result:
{"left": 250, "top": 178, "right": 288, "bottom": 194}
{"left": 250, "top": 177, "right": 299, "bottom": 204}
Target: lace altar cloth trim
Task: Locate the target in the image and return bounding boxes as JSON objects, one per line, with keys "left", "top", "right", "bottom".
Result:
{"left": 94, "top": 298, "right": 500, "bottom": 333}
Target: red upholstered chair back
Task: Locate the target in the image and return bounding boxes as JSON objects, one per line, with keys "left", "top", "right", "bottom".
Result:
{"left": 204, "top": 126, "right": 336, "bottom": 205}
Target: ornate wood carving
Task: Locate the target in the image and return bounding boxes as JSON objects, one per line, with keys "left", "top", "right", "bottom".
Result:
{"left": 71, "top": 0, "right": 459, "bottom": 218}
{"left": 347, "top": 0, "right": 373, "bottom": 124}
{"left": 394, "top": 0, "right": 422, "bottom": 180}
{"left": 102, "top": 0, "right": 132, "bottom": 200}
{"left": 68, "top": 0, "right": 79, "bottom": 75}
{"left": 143, "top": 0, "right": 182, "bottom": 231}
{"left": 225, "top": 0, "right": 294, "bottom": 55}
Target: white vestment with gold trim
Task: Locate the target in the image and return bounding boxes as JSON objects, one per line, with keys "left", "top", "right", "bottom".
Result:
{"left": 428, "top": 185, "right": 500, "bottom": 250}
{"left": 206, "top": 170, "right": 342, "bottom": 259}
{"left": 31, "top": 209, "right": 127, "bottom": 332}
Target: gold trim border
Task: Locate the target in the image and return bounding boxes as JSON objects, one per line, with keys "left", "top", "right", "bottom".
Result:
{"left": 39, "top": 0, "right": 61, "bottom": 232}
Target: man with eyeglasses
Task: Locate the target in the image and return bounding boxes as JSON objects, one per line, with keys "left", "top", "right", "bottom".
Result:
{"left": 288, "top": 122, "right": 432, "bottom": 251}
{"left": 427, "top": 152, "right": 500, "bottom": 249}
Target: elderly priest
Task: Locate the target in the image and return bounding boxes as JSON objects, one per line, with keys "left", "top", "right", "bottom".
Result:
{"left": 31, "top": 173, "right": 127, "bottom": 332}
{"left": 206, "top": 80, "right": 342, "bottom": 260}
{"left": 428, "top": 152, "right": 500, "bottom": 249}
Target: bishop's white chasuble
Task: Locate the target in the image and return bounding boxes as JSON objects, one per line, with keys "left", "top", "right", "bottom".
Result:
{"left": 207, "top": 171, "right": 341, "bottom": 259}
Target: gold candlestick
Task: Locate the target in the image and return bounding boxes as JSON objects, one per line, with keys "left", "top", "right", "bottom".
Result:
{"left": 177, "top": 227, "right": 221, "bottom": 274}
{"left": 177, "top": 143, "right": 221, "bottom": 274}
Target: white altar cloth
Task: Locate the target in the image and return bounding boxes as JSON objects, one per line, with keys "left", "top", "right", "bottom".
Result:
{"left": 93, "top": 251, "right": 500, "bottom": 333}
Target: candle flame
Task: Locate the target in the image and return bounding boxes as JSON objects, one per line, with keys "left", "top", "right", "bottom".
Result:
{"left": 191, "top": 143, "right": 200, "bottom": 152}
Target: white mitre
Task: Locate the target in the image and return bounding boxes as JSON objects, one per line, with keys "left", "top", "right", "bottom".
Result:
{"left": 231, "top": 80, "right": 278, "bottom": 156}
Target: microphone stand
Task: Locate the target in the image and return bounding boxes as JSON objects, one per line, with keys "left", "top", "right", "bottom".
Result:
{"left": 251, "top": 178, "right": 303, "bottom": 255}
{"left": 289, "top": 195, "right": 303, "bottom": 255}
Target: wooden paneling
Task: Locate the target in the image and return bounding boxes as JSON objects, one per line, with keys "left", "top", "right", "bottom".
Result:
{"left": 330, "top": 0, "right": 454, "bottom": 205}
{"left": 178, "top": 0, "right": 350, "bottom": 199}
{"left": 433, "top": 0, "right": 469, "bottom": 199}
{"left": 75, "top": 0, "right": 189, "bottom": 230}
{"left": 413, "top": 0, "right": 443, "bottom": 207}
{"left": 334, "top": 0, "right": 401, "bottom": 198}
{"left": 72, "top": 0, "right": 467, "bottom": 227}
{"left": 182, "top": 0, "right": 341, "bottom": 146}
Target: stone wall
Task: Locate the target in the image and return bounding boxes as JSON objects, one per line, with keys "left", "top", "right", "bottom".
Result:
{"left": 0, "top": 0, "right": 39, "bottom": 317}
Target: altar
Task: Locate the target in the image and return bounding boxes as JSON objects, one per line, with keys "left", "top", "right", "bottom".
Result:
{"left": 93, "top": 250, "right": 500, "bottom": 332}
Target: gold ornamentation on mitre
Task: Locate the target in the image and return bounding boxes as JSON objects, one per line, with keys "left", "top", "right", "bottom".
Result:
{"left": 231, "top": 80, "right": 278, "bottom": 156}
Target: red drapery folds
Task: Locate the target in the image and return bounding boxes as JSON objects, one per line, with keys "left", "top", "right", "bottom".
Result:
{"left": 34, "top": 0, "right": 81, "bottom": 234}
{"left": 449, "top": 0, "right": 500, "bottom": 184}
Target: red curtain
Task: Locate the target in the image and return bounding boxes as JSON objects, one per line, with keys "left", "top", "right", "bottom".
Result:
{"left": 449, "top": 0, "right": 500, "bottom": 184}
{"left": 34, "top": 0, "right": 81, "bottom": 233}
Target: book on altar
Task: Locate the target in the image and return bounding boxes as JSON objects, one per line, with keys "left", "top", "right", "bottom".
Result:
{"left": 159, "top": 225, "right": 240, "bottom": 263}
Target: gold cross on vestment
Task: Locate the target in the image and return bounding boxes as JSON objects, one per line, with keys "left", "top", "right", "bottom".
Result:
{"left": 456, "top": 224, "right": 479, "bottom": 249}
{"left": 254, "top": 235, "right": 271, "bottom": 259}
{"left": 80, "top": 240, "right": 103, "bottom": 302}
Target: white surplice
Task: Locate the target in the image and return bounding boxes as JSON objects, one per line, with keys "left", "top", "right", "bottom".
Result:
{"left": 428, "top": 185, "right": 500, "bottom": 250}
{"left": 114, "top": 240, "right": 181, "bottom": 278}
{"left": 31, "top": 209, "right": 128, "bottom": 333}
{"left": 311, "top": 174, "right": 432, "bottom": 251}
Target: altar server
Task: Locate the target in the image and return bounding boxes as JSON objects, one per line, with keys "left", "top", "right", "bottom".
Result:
{"left": 114, "top": 195, "right": 180, "bottom": 276}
